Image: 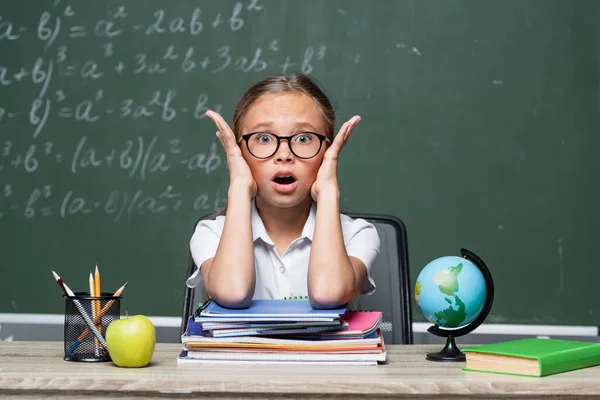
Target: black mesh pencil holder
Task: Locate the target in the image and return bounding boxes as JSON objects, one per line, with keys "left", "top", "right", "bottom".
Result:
{"left": 63, "top": 292, "right": 121, "bottom": 362}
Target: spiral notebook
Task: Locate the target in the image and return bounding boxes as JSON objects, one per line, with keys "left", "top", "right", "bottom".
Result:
{"left": 208, "top": 324, "right": 345, "bottom": 338}
{"left": 197, "top": 298, "right": 346, "bottom": 320}
{"left": 177, "top": 350, "right": 381, "bottom": 366}
{"left": 316, "top": 310, "right": 382, "bottom": 339}
{"left": 183, "top": 330, "right": 381, "bottom": 345}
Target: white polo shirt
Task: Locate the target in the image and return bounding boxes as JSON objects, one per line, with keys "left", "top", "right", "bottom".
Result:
{"left": 187, "top": 200, "right": 380, "bottom": 300}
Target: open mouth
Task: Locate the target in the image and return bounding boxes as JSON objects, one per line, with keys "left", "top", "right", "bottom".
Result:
{"left": 272, "top": 172, "right": 298, "bottom": 193}
{"left": 273, "top": 176, "right": 297, "bottom": 185}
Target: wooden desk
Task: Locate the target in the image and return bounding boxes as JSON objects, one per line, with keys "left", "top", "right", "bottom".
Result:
{"left": 1, "top": 342, "right": 599, "bottom": 399}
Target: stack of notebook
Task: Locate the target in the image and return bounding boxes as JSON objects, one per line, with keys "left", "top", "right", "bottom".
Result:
{"left": 178, "top": 298, "right": 386, "bottom": 365}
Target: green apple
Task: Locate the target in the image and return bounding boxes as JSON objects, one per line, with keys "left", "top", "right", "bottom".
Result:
{"left": 106, "top": 315, "right": 156, "bottom": 368}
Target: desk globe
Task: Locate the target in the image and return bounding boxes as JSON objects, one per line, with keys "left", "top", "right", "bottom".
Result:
{"left": 414, "top": 248, "right": 494, "bottom": 361}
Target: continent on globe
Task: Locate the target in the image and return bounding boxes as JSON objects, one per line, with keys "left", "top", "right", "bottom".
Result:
{"left": 434, "top": 294, "right": 467, "bottom": 327}
{"left": 414, "top": 280, "right": 422, "bottom": 305}
{"left": 432, "top": 263, "right": 463, "bottom": 296}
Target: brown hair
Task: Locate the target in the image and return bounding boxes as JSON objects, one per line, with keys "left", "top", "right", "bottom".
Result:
{"left": 232, "top": 74, "right": 336, "bottom": 141}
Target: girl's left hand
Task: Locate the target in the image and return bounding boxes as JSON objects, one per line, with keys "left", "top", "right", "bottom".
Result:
{"left": 311, "top": 115, "right": 361, "bottom": 202}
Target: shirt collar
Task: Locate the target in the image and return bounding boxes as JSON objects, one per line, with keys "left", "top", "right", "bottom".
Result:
{"left": 251, "top": 199, "right": 317, "bottom": 244}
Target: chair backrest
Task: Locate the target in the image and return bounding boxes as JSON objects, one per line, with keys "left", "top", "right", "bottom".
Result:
{"left": 180, "top": 213, "right": 413, "bottom": 344}
{"left": 181, "top": 215, "right": 212, "bottom": 337}
{"left": 346, "top": 213, "right": 413, "bottom": 344}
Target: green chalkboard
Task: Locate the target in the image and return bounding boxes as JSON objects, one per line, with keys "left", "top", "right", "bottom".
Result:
{"left": 1, "top": 0, "right": 599, "bottom": 326}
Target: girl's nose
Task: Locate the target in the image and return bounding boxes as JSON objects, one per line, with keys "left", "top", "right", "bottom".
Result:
{"left": 275, "top": 139, "right": 294, "bottom": 162}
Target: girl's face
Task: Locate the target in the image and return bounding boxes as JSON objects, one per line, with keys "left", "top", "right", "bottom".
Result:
{"left": 239, "top": 92, "right": 328, "bottom": 209}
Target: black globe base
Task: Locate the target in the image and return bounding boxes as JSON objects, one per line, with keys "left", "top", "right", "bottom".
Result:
{"left": 426, "top": 335, "right": 465, "bottom": 362}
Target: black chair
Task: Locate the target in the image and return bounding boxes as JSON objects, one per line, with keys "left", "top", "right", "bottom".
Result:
{"left": 181, "top": 213, "right": 413, "bottom": 344}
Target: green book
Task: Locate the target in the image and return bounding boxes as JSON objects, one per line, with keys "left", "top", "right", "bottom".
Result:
{"left": 462, "top": 338, "right": 600, "bottom": 377}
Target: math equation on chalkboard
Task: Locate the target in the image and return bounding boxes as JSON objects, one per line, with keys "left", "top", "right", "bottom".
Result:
{"left": 0, "top": 0, "right": 331, "bottom": 223}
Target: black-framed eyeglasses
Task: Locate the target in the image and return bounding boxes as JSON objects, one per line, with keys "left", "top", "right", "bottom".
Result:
{"left": 239, "top": 132, "right": 331, "bottom": 159}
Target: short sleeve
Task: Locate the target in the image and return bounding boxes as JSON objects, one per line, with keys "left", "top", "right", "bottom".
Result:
{"left": 343, "top": 217, "right": 381, "bottom": 295}
{"left": 187, "top": 217, "right": 224, "bottom": 288}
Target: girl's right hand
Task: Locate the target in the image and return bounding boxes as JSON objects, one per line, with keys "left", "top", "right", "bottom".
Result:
{"left": 206, "top": 110, "right": 257, "bottom": 198}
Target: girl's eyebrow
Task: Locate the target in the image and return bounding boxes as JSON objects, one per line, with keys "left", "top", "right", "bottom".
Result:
{"left": 248, "top": 122, "right": 273, "bottom": 132}
{"left": 294, "top": 122, "right": 319, "bottom": 132}
{"left": 248, "top": 122, "right": 319, "bottom": 133}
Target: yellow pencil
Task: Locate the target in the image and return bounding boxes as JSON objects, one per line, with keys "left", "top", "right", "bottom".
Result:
{"left": 89, "top": 272, "right": 99, "bottom": 354}
{"left": 94, "top": 265, "right": 101, "bottom": 299}
{"left": 94, "top": 265, "right": 101, "bottom": 333}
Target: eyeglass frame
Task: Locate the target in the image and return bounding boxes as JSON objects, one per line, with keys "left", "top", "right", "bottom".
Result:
{"left": 238, "top": 131, "right": 332, "bottom": 159}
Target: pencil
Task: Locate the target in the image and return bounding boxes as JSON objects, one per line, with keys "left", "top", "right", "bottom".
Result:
{"left": 51, "top": 270, "right": 107, "bottom": 349}
{"left": 66, "top": 282, "right": 128, "bottom": 356}
{"left": 89, "top": 272, "right": 95, "bottom": 297}
{"left": 94, "top": 266, "right": 102, "bottom": 350}
{"left": 51, "top": 271, "right": 67, "bottom": 295}
{"left": 94, "top": 265, "right": 101, "bottom": 304}
{"left": 89, "top": 272, "right": 99, "bottom": 356}
{"left": 94, "top": 267, "right": 101, "bottom": 324}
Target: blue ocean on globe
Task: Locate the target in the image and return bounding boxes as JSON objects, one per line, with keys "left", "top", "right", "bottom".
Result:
{"left": 415, "top": 256, "right": 487, "bottom": 328}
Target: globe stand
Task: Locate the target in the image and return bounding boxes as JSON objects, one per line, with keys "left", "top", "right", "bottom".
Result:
{"left": 426, "top": 334, "right": 465, "bottom": 362}
{"left": 425, "top": 248, "right": 495, "bottom": 362}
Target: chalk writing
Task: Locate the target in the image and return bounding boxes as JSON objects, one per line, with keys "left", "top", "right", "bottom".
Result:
{"left": 0, "top": 1, "right": 329, "bottom": 227}
{"left": 0, "top": 184, "right": 227, "bottom": 223}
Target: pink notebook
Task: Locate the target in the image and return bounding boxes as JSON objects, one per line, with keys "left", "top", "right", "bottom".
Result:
{"left": 318, "top": 311, "right": 382, "bottom": 339}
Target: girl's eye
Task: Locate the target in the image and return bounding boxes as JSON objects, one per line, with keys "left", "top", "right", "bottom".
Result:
{"left": 294, "top": 134, "right": 313, "bottom": 144}
{"left": 256, "top": 134, "right": 274, "bottom": 143}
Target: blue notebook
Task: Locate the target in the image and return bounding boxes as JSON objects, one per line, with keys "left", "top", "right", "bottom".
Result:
{"left": 199, "top": 299, "right": 347, "bottom": 320}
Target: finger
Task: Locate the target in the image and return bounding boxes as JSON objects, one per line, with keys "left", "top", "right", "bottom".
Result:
{"left": 342, "top": 115, "right": 361, "bottom": 144}
{"left": 330, "top": 120, "right": 352, "bottom": 154}
{"left": 206, "top": 110, "right": 237, "bottom": 148}
{"left": 205, "top": 110, "right": 231, "bottom": 140}
{"left": 215, "top": 131, "right": 227, "bottom": 150}
{"left": 216, "top": 131, "right": 241, "bottom": 159}
{"left": 332, "top": 121, "right": 349, "bottom": 150}
{"left": 328, "top": 116, "right": 360, "bottom": 159}
{"left": 205, "top": 110, "right": 227, "bottom": 129}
